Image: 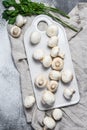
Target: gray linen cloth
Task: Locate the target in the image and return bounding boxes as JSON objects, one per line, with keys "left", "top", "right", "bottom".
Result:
{"left": 7, "top": 3, "right": 87, "bottom": 130}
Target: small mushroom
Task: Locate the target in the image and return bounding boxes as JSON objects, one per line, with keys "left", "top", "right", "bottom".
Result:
{"left": 58, "top": 51, "right": 65, "bottom": 59}
{"left": 8, "top": 6, "right": 15, "bottom": 11}
{"left": 46, "top": 24, "right": 58, "bottom": 37}
{"left": 35, "top": 74, "right": 47, "bottom": 89}
{"left": 33, "top": 49, "right": 44, "bottom": 61}
{"left": 50, "top": 46, "right": 60, "bottom": 58}
{"left": 63, "top": 88, "right": 75, "bottom": 100}
{"left": 61, "top": 70, "right": 73, "bottom": 83}
{"left": 16, "top": 14, "right": 27, "bottom": 27}
{"left": 52, "top": 57, "right": 64, "bottom": 71}
{"left": 43, "top": 127, "right": 47, "bottom": 130}
{"left": 10, "top": 25, "right": 21, "bottom": 38}
{"left": 43, "top": 116, "right": 56, "bottom": 129}
{"left": 42, "top": 90, "right": 55, "bottom": 106}
{"left": 52, "top": 109, "right": 63, "bottom": 121}
{"left": 30, "top": 31, "right": 41, "bottom": 45}
{"left": 47, "top": 80, "right": 58, "bottom": 93}
{"left": 24, "top": 95, "right": 35, "bottom": 108}
{"left": 15, "top": 0, "right": 20, "bottom": 4}
{"left": 42, "top": 55, "right": 52, "bottom": 68}
{"left": 49, "top": 70, "right": 61, "bottom": 81}
{"left": 48, "top": 36, "right": 58, "bottom": 48}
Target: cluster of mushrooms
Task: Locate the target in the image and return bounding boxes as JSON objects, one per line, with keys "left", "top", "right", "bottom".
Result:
{"left": 10, "top": 14, "right": 27, "bottom": 38}
{"left": 26, "top": 24, "right": 76, "bottom": 129}
{"left": 10, "top": 16, "right": 75, "bottom": 129}
{"left": 30, "top": 24, "right": 75, "bottom": 106}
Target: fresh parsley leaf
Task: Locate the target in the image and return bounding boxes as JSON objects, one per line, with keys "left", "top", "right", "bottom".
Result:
{"left": 3, "top": 1, "right": 10, "bottom": 8}
{"left": 2, "top": 10, "right": 9, "bottom": 20}
{"left": 2, "top": 0, "right": 77, "bottom": 31}
{"left": 3, "top": 0, "right": 16, "bottom": 7}
{"left": 8, "top": 17, "right": 16, "bottom": 24}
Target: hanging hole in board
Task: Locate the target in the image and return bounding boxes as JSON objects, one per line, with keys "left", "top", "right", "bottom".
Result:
{"left": 37, "top": 21, "right": 48, "bottom": 31}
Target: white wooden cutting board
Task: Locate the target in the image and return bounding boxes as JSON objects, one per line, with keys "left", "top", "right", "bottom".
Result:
{"left": 24, "top": 15, "right": 80, "bottom": 110}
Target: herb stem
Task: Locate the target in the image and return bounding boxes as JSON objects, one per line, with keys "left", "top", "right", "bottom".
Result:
{"left": 45, "top": 6, "right": 70, "bottom": 19}
{"left": 47, "top": 13, "right": 78, "bottom": 32}
{"left": 2, "top": 0, "right": 78, "bottom": 32}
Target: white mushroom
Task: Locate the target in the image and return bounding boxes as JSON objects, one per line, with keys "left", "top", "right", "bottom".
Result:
{"left": 47, "top": 80, "right": 58, "bottom": 93}
{"left": 42, "top": 90, "right": 55, "bottom": 106}
{"left": 61, "top": 70, "right": 73, "bottom": 83}
{"left": 52, "top": 57, "right": 64, "bottom": 71}
{"left": 63, "top": 88, "right": 75, "bottom": 100}
{"left": 50, "top": 46, "right": 60, "bottom": 58}
{"left": 33, "top": 49, "right": 44, "bottom": 61}
{"left": 24, "top": 95, "right": 35, "bottom": 108}
{"left": 49, "top": 70, "right": 61, "bottom": 81}
{"left": 10, "top": 25, "right": 21, "bottom": 38}
{"left": 58, "top": 52, "right": 65, "bottom": 59}
{"left": 43, "top": 127, "right": 47, "bottom": 130}
{"left": 16, "top": 14, "right": 27, "bottom": 27}
{"left": 35, "top": 74, "right": 47, "bottom": 88}
{"left": 42, "top": 55, "right": 52, "bottom": 68}
{"left": 30, "top": 31, "right": 41, "bottom": 45}
{"left": 15, "top": 0, "right": 20, "bottom": 4}
{"left": 23, "top": 18, "right": 27, "bottom": 24}
{"left": 52, "top": 109, "right": 63, "bottom": 121}
{"left": 43, "top": 116, "right": 56, "bottom": 129}
{"left": 46, "top": 24, "right": 58, "bottom": 37}
{"left": 8, "top": 7, "right": 15, "bottom": 11}
{"left": 48, "top": 36, "right": 58, "bottom": 48}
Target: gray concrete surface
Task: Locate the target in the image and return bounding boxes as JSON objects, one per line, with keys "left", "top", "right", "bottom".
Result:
{"left": 0, "top": 0, "right": 87, "bottom": 130}
{"left": 53, "top": 0, "right": 87, "bottom": 13}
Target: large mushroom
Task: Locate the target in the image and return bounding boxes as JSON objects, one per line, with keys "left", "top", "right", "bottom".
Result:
{"left": 35, "top": 74, "right": 47, "bottom": 89}
{"left": 42, "top": 90, "right": 55, "bottom": 106}
{"left": 46, "top": 24, "right": 58, "bottom": 37}
{"left": 24, "top": 95, "right": 35, "bottom": 108}
{"left": 10, "top": 25, "right": 21, "bottom": 38}
{"left": 52, "top": 57, "right": 64, "bottom": 71}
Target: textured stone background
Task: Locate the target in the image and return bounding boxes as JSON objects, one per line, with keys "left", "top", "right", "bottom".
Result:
{"left": 0, "top": 0, "right": 87, "bottom": 130}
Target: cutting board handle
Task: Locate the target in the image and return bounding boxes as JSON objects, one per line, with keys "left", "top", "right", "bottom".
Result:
{"left": 32, "top": 15, "right": 52, "bottom": 31}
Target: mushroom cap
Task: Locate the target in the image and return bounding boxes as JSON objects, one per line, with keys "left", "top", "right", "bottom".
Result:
{"left": 63, "top": 88, "right": 75, "bottom": 100}
{"left": 48, "top": 36, "right": 58, "bottom": 48}
{"left": 42, "top": 55, "right": 52, "bottom": 68}
{"left": 50, "top": 46, "right": 60, "bottom": 58}
{"left": 52, "top": 109, "right": 63, "bottom": 121}
{"left": 23, "top": 18, "right": 27, "bottom": 24}
{"left": 30, "top": 31, "right": 41, "bottom": 45}
{"left": 46, "top": 24, "right": 58, "bottom": 37}
{"left": 33, "top": 49, "right": 44, "bottom": 61}
{"left": 8, "top": 6, "right": 15, "bottom": 11}
{"left": 47, "top": 80, "right": 58, "bottom": 93}
{"left": 61, "top": 70, "right": 73, "bottom": 83}
{"left": 43, "top": 116, "right": 56, "bottom": 129}
{"left": 24, "top": 95, "right": 35, "bottom": 108}
{"left": 42, "top": 90, "right": 55, "bottom": 106}
{"left": 49, "top": 70, "right": 61, "bottom": 81}
{"left": 10, "top": 25, "right": 21, "bottom": 38}
{"left": 16, "top": 14, "right": 25, "bottom": 27}
{"left": 43, "top": 127, "right": 47, "bottom": 130}
{"left": 52, "top": 57, "right": 64, "bottom": 71}
{"left": 35, "top": 74, "right": 47, "bottom": 88}
{"left": 15, "top": 0, "right": 20, "bottom": 4}
{"left": 58, "top": 51, "right": 65, "bottom": 59}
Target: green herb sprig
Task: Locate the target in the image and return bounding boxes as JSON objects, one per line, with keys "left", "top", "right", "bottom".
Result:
{"left": 2, "top": 0, "right": 78, "bottom": 32}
